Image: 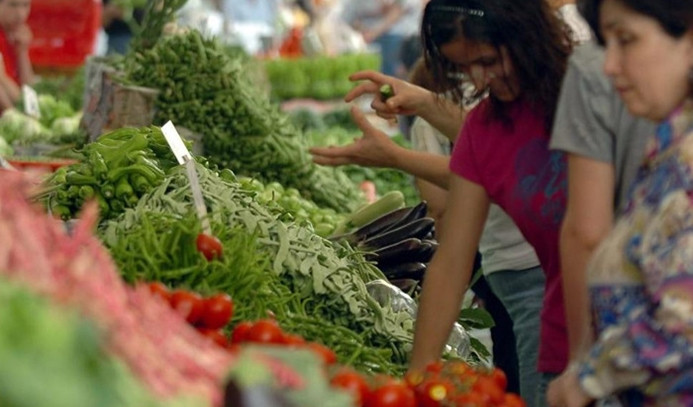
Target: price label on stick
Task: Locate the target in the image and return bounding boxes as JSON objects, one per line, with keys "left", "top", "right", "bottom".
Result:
{"left": 160, "top": 120, "right": 212, "bottom": 235}
{"left": 161, "top": 120, "right": 192, "bottom": 164}
{"left": 22, "top": 85, "right": 40, "bottom": 119}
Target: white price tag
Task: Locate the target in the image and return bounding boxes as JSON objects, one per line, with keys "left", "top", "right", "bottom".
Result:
{"left": 161, "top": 120, "right": 192, "bottom": 165}
{"left": 22, "top": 85, "right": 40, "bottom": 119}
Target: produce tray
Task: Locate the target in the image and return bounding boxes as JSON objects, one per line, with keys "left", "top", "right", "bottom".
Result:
{"left": 6, "top": 157, "right": 78, "bottom": 172}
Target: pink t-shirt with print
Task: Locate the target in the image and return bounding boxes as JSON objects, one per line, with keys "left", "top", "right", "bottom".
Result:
{"left": 450, "top": 98, "right": 568, "bottom": 373}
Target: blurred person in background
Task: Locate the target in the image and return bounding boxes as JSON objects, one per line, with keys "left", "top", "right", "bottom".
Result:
{"left": 341, "top": 0, "right": 423, "bottom": 77}
{"left": 102, "top": 0, "right": 145, "bottom": 55}
{"left": 0, "top": 0, "right": 34, "bottom": 111}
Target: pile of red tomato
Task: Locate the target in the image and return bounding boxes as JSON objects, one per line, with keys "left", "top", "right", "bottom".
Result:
{"left": 142, "top": 281, "right": 235, "bottom": 346}
{"left": 329, "top": 360, "right": 526, "bottom": 407}
{"left": 141, "top": 281, "right": 337, "bottom": 364}
{"left": 142, "top": 282, "right": 526, "bottom": 407}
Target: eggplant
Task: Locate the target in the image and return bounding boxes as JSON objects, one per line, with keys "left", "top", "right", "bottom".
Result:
{"left": 380, "top": 262, "right": 427, "bottom": 281}
{"left": 379, "top": 200, "right": 428, "bottom": 235}
{"left": 417, "top": 239, "right": 439, "bottom": 263}
{"left": 359, "top": 217, "right": 436, "bottom": 251}
{"left": 333, "top": 205, "right": 414, "bottom": 244}
{"left": 367, "top": 237, "right": 423, "bottom": 265}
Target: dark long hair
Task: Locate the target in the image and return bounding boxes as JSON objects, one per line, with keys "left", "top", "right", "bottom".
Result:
{"left": 421, "top": 0, "right": 571, "bottom": 130}
{"left": 580, "top": 0, "right": 693, "bottom": 44}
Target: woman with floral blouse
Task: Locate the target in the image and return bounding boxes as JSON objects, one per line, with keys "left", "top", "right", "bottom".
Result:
{"left": 547, "top": 1, "right": 693, "bottom": 406}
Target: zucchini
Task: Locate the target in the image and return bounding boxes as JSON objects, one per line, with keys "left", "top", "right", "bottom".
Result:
{"left": 346, "top": 190, "right": 405, "bottom": 228}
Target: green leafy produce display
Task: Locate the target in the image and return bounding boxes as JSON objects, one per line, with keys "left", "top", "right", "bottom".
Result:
{"left": 264, "top": 54, "right": 380, "bottom": 101}
{"left": 238, "top": 177, "right": 346, "bottom": 237}
{"left": 0, "top": 277, "right": 186, "bottom": 407}
{"left": 124, "top": 30, "right": 364, "bottom": 213}
{"left": 304, "top": 127, "right": 420, "bottom": 206}
{"left": 101, "top": 164, "right": 418, "bottom": 375}
{"left": 33, "top": 67, "right": 86, "bottom": 112}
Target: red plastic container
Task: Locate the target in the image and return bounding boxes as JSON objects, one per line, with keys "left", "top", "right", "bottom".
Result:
{"left": 27, "top": 0, "right": 102, "bottom": 69}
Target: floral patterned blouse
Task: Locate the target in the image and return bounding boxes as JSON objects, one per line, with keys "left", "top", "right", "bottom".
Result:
{"left": 578, "top": 100, "right": 693, "bottom": 406}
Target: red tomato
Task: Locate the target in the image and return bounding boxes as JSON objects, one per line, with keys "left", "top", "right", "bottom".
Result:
{"left": 200, "top": 293, "right": 234, "bottom": 329}
{"left": 404, "top": 370, "right": 425, "bottom": 387}
{"left": 146, "top": 281, "right": 171, "bottom": 302}
{"left": 330, "top": 368, "right": 371, "bottom": 406}
{"left": 230, "top": 321, "right": 253, "bottom": 344}
{"left": 199, "top": 328, "right": 229, "bottom": 347}
{"left": 305, "top": 342, "right": 337, "bottom": 365}
{"left": 451, "top": 391, "right": 490, "bottom": 407}
{"left": 424, "top": 361, "right": 444, "bottom": 375}
{"left": 246, "top": 319, "right": 284, "bottom": 344}
{"left": 170, "top": 290, "right": 204, "bottom": 325}
{"left": 500, "top": 393, "right": 527, "bottom": 407}
{"left": 490, "top": 367, "right": 508, "bottom": 391}
{"left": 366, "top": 381, "right": 416, "bottom": 407}
{"left": 415, "top": 378, "right": 454, "bottom": 407}
{"left": 282, "top": 333, "right": 306, "bottom": 346}
{"left": 472, "top": 377, "right": 505, "bottom": 405}
{"left": 196, "top": 233, "right": 223, "bottom": 261}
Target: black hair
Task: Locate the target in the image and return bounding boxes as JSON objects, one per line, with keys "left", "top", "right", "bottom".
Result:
{"left": 421, "top": 0, "right": 571, "bottom": 130}
{"left": 580, "top": 0, "right": 693, "bottom": 44}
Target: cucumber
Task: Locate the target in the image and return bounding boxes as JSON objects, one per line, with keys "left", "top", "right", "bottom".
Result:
{"left": 379, "top": 84, "right": 395, "bottom": 101}
{"left": 346, "top": 190, "right": 405, "bottom": 229}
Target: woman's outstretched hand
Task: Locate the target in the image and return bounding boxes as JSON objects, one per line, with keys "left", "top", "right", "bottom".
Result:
{"left": 309, "top": 105, "right": 402, "bottom": 168}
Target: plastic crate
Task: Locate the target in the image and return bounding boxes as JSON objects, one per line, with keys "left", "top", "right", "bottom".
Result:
{"left": 27, "top": 0, "right": 102, "bottom": 69}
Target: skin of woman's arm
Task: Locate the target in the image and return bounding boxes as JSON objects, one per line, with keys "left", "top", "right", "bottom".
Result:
{"left": 310, "top": 105, "right": 453, "bottom": 188}
{"left": 560, "top": 154, "right": 615, "bottom": 359}
{"left": 409, "top": 175, "right": 490, "bottom": 371}
{"left": 414, "top": 178, "right": 448, "bottom": 224}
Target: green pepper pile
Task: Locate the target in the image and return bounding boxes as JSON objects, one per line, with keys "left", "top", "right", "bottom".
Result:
{"left": 123, "top": 30, "right": 364, "bottom": 214}
{"left": 44, "top": 126, "right": 180, "bottom": 220}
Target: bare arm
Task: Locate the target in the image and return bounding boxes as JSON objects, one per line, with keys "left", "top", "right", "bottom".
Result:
{"left": 309, "top": 106, "right": 452, "bottom": 188}
{"left": 0, "top": 68, "right": 19, "bottom": 103}
{"left": 414, "top": 179, "right": 448, "bottom": 224}
{"left": 560, "top": 154, "right": 614, "bottom": 358}
{"left": 0, "top": 80, "right": 15, "bottom": 111}
{"left": 409, "top": 175, "right": 489, "bottom": 371}
{"left": 10, "top": 25, "right": 35, "bottom": 86}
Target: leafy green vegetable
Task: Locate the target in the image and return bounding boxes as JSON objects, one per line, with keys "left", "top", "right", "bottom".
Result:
{"left": 101, "top": 164, "right": 417, "bottom": 375}
{"left": 0, "top": 277, "right": 183, "bottom": 407}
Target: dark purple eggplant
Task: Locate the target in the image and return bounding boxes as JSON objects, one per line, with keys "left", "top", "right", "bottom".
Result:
{"left": 367, "top": 237, "right": 423, "bottom": 265}
{"left": 359, "top": 217, "right": 435, "bottom": 251}
{"left": 380, "top": 261, "right": 427, "bottom": 281}
{"left": 330, "top": 205, "right": 414, "bottom": 244}
{"left": 417, "top": 239, "right": 439, "bottom": 262}
{"left": 378, "top": 200, "right": 428, "bottom": 235}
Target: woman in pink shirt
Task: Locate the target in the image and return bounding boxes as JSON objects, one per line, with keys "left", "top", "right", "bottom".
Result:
{"left": 311, "top": 0, "right": 573, "bottom": 405}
